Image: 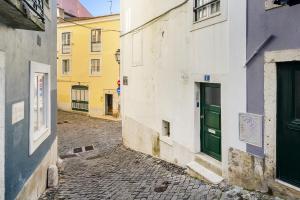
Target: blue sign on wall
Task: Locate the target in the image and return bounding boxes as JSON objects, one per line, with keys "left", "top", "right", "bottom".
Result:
{"left": 204, "top": 74, "right": 210, "bottom": 82}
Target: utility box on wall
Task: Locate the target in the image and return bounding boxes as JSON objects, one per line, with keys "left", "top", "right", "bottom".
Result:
{"left": 239, "top": 113, "right": 263, "bottom": 148}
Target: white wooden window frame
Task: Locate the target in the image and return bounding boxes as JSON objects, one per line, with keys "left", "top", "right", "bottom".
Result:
{"left": 91, "top": 29, "right": 102, "bottom": 52}
{"left": 191, "top": 0, "right": 228, "bottom": 31}
{"left": 194, "top": 0, "right": 221, "bottom": 22}
{"left": 62, "top": 59, "right": 71, "bottom": 75}
{"left": 62, "top": 32, "right": 71, "bottom": 54}
{"left": 29, "top": 61, "right": 51, "bottom": 155}
{"left": 90, "top": 59, "right": 101, "bottom": 76}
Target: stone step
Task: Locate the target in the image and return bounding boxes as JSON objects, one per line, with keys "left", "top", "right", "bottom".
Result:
{"left": 194, "top": 153, "right": 222, "bottom": 176}
{"left": 187, "top": 161, "right": 224, "bottom": 184}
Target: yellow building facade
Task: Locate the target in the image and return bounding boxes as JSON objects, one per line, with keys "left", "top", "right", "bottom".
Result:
{"left": 57, "top": 15, "right": 120, "bottom": 118}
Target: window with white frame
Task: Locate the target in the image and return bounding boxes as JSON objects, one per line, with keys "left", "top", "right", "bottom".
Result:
{"left": 91, "top": 29, "right": 101, "bottom": 52}
{"left": 62, "top": 59, "right": 70, "bottom": 75}
{"left": 90, "top": 59, "right": 100, "bottom": 75}
{"left": 62, "top": 32, "right": 71, "bottom": 54}
{"left": 194, "top": 0, "right": 221, "bottom": 22}
{"left": 29, "top": 61, "right": 51, "bottom": 155}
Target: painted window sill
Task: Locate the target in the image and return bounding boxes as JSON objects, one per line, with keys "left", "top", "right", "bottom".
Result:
{"left": 90, "top": 52, "right": 101, "bottom": 55}
{"left": 191, "top": 13, "right": 226, "bottom": 32}
{"left": 33, "top": 128, "right": 49, "bottom": 141}
{"left": 194, "top": 12, "right": 221, "bottom": 24}
{"left": 60, "top": 52, "right": 72, "bottom": 56}
{"left": 30, "top": 128, "right": 51, "bottom": 155}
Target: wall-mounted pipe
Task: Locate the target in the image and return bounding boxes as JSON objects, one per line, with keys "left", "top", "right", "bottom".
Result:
{"left": 244, "top": 34, "right": 275, "bottom": 68}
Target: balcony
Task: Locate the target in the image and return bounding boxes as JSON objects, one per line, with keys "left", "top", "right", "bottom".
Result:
{"left": 0, "top": 0, "right": 45, "bottom": 31}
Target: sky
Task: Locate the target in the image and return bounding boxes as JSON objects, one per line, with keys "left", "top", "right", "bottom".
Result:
{"left": 80, "top": 0, "right": 120, "bottom": 16}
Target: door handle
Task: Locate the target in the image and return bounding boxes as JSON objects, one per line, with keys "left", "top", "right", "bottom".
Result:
{"left": 200, "top": 115, "right": 204, "bottom": 119}
{"left": 208, "top": 128, "right": 216, "bottom": 134}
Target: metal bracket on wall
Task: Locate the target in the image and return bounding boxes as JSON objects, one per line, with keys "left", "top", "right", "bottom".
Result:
{"left": 244, "top": 35, "right": 275, "bottom": 68}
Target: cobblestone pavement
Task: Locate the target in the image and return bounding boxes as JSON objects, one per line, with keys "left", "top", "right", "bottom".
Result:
{"left": 40, "top": 111, "right": 278, "bottom": 200}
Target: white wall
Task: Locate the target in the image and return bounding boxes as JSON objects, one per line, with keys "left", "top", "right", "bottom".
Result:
{"left": 121, "top": 0, "right": 247, "bottom": 171}
{"left": 0, "top": 51, "right": 5, "bottom": 200}
{"left": 121, "top": 0, "right": 186, "bottom": 33}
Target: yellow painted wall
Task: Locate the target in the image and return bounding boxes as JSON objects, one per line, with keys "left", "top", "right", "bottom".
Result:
{"left": 57, "top": 15, "right": 120, "bottom": 118}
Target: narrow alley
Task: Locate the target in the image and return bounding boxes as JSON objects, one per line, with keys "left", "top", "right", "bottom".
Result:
{"left": 39, "top": 111, "right": 275, "bottom": 200}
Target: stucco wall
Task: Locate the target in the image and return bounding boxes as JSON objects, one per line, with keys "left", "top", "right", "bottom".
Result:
{"left": 121, "top": 0, "right": 247, "bottom": 173}
{"left": 0, "top": 0, "right": 57, "bottom": 199}
{"left": 57, "top": 16, "right": 120, "bottom": 118}
{"left": 246, "top": 1, "right": 300, "bottom": 156}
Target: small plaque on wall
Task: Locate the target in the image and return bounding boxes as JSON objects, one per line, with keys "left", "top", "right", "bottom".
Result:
{"left": 123, "top": 76, "right": 128, "bottom": 85}
{"left": 239, "top": 113, "right": 263, "bottom": 147}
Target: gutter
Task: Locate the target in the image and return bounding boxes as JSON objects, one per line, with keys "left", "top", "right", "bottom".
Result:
{"left": 244, "top": 35, "right": 275, "bottom": 68}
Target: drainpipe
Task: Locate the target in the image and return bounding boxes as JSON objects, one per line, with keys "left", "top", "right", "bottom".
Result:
{"left": 244, "top": 35, "right": 275, "bottom": 68}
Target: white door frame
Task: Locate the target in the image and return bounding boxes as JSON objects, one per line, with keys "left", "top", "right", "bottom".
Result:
{"left": 0, "top": 51, "right": 5, "bottom": 200}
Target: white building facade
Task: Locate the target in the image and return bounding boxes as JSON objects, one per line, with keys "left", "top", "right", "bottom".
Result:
{"left": 121, "top": 0, "right": 247, "bottom": 185}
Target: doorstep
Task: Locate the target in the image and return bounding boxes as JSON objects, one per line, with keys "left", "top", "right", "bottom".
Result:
{"left": 194, "top": 152, "right": 222, "bottom": 176}
{"left": 187, "top": 153, "right": 223, "bottom": 184}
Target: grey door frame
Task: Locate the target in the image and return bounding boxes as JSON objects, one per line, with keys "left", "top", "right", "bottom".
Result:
{"left": 0, "top": 51, "right": 5, "bottom": 200}
{"left": 264, "top": 49, "right": 300, "bottom": 193}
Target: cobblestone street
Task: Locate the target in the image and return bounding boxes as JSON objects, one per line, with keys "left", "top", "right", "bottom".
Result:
{"left": 40, "top": 111, "right": 278, "bottom": 200}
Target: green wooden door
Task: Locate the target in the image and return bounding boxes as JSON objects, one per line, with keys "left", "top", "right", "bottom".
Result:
{"left": 277, "top": 62, "right": 300, "bottom": 187}
{"left": 201, "top": 83, "right": 221, "bottom": 161}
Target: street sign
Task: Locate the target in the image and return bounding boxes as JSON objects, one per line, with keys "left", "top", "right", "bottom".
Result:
{"left": 204, "top": 75, "right": 210, "bottom": 82}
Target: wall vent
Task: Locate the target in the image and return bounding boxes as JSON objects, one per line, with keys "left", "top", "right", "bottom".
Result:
{"left": 162, "top": 120, "right": 170, "bottom": 137}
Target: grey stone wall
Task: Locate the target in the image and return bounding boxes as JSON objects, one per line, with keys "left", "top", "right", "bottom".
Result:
{"left": 0, "top": 0, "right": 57, "bottom": 199}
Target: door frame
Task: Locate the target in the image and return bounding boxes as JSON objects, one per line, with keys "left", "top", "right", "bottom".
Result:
{"left": 200, "top": 83, "right": 222, "bottom": 161}
{"left": 105, "top": 94, "right": 113, "bottom": 116}
{"left": 264, "top": 49, "right": 300, "bottom": 192}
{"left": 0, "top": 51, "right": 5, "bottom": 199}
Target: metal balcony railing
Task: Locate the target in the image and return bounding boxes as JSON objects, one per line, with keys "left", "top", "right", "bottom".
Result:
{"left": 22, "top": 0, "right": 44, "bottom": 23}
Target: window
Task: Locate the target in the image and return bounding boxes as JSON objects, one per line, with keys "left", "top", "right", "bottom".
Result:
{"left": 90, "top": 59, "right": 100, "bottom": 75}
{"left": 91, "top": 29, "right": 101, "bottom": 52}
{"left": 194, "top": 0, "right": 221, "bottom": 22}
{"left": 62, "top": 59, "right": 70, "bottom": 75}
{"left": 29, "top": 61, "right": 51, "bottom": 155}
{"left": 205, "top": 86, "right": 221, "bottom": 106}
{"left": 62, "top": 32, "right": 71, "bottom": 54}
{"left": 72, "top": 85, "right": 89, "bottom": 112}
